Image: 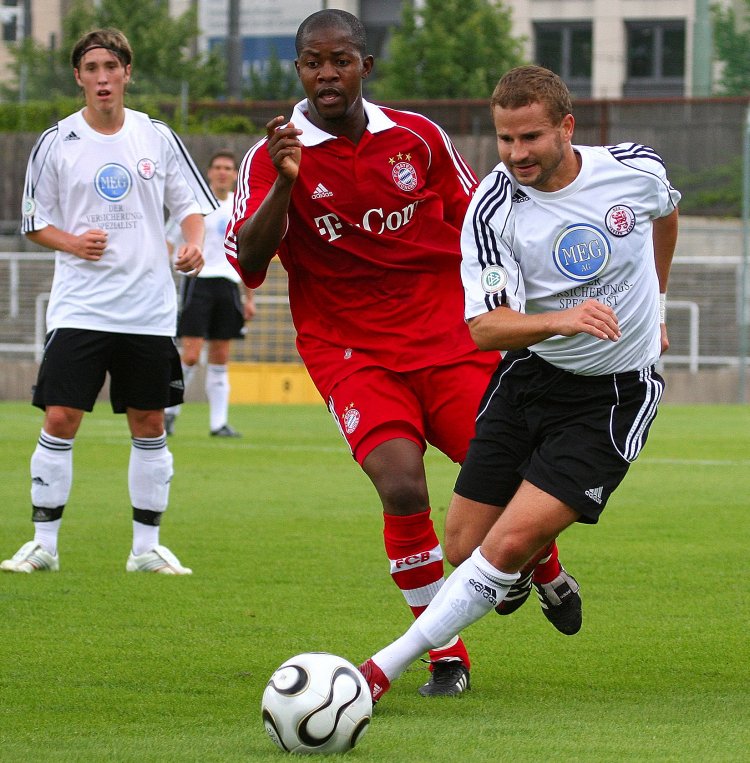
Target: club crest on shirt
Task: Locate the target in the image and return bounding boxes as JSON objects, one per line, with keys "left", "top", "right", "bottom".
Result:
{"left": 392, "top": 161, "right": 418, "bottom": 192}
{"left": 137, "top": 158, "right": 157, "bottom": 180}
{"left": 94, "top": 163, "right": 132, "bottom": 202}
{"left": 22, "top": 196, "right": 36, "bottom": 218}
{"left": 605, "top": 205, "right": 636, "bottom": 237}
{"left": 342, "top": 403, "right": 360, "bottom": 434}
{"left": 481, "top": 265, "right": 508, "bottom": 293}
{"left": 553, "top": 223, "right": 611, "bottom": 282}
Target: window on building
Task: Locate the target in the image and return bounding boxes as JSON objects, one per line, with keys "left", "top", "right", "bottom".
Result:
{"left": 625, "top": 20, "right": 685, "bottom": 97}
{"left": 534, "top": 22, "right": 592, "bottom": 98}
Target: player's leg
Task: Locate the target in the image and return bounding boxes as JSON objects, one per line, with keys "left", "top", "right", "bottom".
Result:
{"left": 2, "top": 329, "right": 107, "bottom": 573}
{"left": 428, "top": 351, "right": 580, "bottom": 629}
{"left": 327, "top": 369, "right": 472, "bottom": 696}
{"left": 205, "top": 278, "right": 245, "bottom": 437}
{"left": 164, "top": 336, "right": 202, "bottom": 434}
{"left": 361, "top": 487, "right": 579, "bottom": 701}
{"left": 206, "top": 338, "right": 238, "bottom": 436}
{"left": 113, "top": 335, "right": 191, "bottom": 575}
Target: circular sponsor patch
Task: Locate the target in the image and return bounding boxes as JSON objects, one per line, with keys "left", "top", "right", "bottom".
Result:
{"left": 94, "top": 163, "right": 132, "bottom": 202}
{"left": 481, "top": 265, "right": 508, "bottom": 293}
{"left": 392, "top": 161, "right": 418, "bottom": 192}
{"left": 137, "top": 158, "right": 156, "bottom": 180}
{"left": 22, "top": 196, "right": 36, "bottom": 217}
{"left": 605, "top": 204, "right": 636, "bottom": 237}
{"left": 343, "top": 407, "right": 360, "bottom": 434}
{"left": 553, "top": 223, "right": 611, "bottom": 282}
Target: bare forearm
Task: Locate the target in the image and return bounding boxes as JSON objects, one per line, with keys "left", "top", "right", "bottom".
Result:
{"left": 469, "top": 300, "right": 621, "bottom": 351}
{"left": 653, "top": 208, "right": 678, "bottom": 292}
{"left": 236, "top": 175, "right": 295, "bottom": 272}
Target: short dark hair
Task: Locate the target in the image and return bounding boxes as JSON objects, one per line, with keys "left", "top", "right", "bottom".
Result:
{"left": 491, "top": 66, "right": 573, "bottom": 126}
{"left": 71, "top": 28, "right": 133, "bottom": 70}
{"left": 295, "top": 9, "right": 367, "bottom": 57}
{"left": 209, "top": 150, "right": 237, "bottom": 169}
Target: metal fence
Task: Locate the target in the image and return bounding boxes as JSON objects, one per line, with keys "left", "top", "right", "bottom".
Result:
{"left": 1, "top": 232, "right": 745, "bottom": 375}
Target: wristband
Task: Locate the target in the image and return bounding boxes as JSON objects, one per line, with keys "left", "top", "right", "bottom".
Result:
{"left": 659, "top": 293, "right": 667, "bottom": 323}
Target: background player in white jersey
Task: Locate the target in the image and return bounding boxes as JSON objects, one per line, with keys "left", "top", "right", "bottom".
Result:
{"left": 358, "top": 65, "right": 680, "bottom": 702}
{"left": 164, "top": 150, "right": 256, "bottom": 438}
{"left": 1, "top": 28, "right": 217, "bottom": 575}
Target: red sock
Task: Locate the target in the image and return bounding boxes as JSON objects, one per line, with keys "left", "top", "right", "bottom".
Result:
{"left": 383, "top": 509, "right": 470, "bottom": 669}
{"left": 531, "top": 540, "right": 562, "bottom": 584}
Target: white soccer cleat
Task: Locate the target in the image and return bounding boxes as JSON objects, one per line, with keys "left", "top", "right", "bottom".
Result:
{"left": 0, "top": 541, "right": 59, "bottom": 573}
{"left": 126, "top": 544, "right": 192, "bottom": 575}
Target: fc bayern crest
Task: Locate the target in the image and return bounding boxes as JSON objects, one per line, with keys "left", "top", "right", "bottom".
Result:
{"left": 137, "top": 158, "right": 156, "bottom": 180}
{"left": 343, "top": 406, "right": 360, "bottom": 435}
{"left": 392, "top": 161, "right": 418, "bottom": 192}
{"left": 605, "top": 205, "right": 636, "bottom": 237}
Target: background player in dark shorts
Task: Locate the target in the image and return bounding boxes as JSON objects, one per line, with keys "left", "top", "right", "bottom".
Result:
{"left": 165, "top": 151, "right": 255, "bottom": 438}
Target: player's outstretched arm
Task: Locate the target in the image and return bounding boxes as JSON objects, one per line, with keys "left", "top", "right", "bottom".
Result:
{"left": 468, "top": 300, "right": 621, "bottom": 352}
{"left": 236, "top": 116, "right": 302, "bottom": 274}
{"left": 27, "top": 225, "right": 108, "bottom": 261}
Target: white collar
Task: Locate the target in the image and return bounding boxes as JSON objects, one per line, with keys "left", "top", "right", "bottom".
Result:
{"left": 290, "top": 98, "right": 396, "bottom": 146}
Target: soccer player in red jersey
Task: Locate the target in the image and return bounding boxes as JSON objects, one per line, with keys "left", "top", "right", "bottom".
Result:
{"left": 226, "top": 10, "right": 579, "bottom": 696}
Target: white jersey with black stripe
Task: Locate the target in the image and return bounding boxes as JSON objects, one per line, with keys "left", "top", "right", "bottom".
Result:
{"left": 461, "top": 143, "right": 681, "bottom": 375}
{"left": 22, "top": 108, "right": 217, "bottom": 335}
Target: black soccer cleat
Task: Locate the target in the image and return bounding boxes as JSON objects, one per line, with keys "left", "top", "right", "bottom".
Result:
{"left": 210, "top": 423, "right": 242, "bottom": 438}
{"left": 533, "top": 565, "right": 582, "bottom": 635}
{"left": 495, "top": 568, "right": 533, "bottom": 615}
{"left": 417, "top": 659, "right": 470, "bottom": 697}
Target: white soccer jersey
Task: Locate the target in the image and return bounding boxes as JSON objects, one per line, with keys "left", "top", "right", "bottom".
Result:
{"left": 167, "top": 193, "right": 240, "bottom": 282}
{"left": 462, "top": 143, "right": 681, "bottom": 374}
{"left": 22, "top": 108, "right": 217, "bottom": 335}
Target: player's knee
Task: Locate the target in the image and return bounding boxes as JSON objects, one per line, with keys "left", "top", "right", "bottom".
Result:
{"left": 375, "top": 473, "right": 429, "bottom": 515}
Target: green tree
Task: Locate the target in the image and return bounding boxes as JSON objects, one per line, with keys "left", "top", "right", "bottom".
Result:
{"left": 2, "top": 0, "right": 225, "bottom": 101}
{"left": 371, "top": 0, "right": 525, "bottom": 100}
{"left": 711, "top": 0, "right": 750, "bottom": 95}
{"left": 245, "top": 46, "right": 302, "bottom": 100}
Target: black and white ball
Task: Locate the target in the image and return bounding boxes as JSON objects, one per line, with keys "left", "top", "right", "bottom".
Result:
{"left": 261, "top": 652, "right": 372, "bottom": 755}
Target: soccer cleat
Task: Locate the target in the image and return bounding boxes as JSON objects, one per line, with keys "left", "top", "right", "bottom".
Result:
{"left": 533, "top": 565, "right": 582, "bottom": 635}
{"left": 495, "top": 568, "right": 533, "bottom": 615}
{"left": 210, "top": 424, "right": 241, "bottom": 438}
{"left": 0, "top": 541, "right": 59, "bottom": 573}
{"left": 358, "top": 659, "right": 391, "bottom": 704}
{"left": 417, "top": 659, "right": 470, "bottom": 697}
{"left": 164, "top": 413, "right": 176, "bottom": 436}
{"left": 126, "top": 544, "right": 192, "bottom": 575}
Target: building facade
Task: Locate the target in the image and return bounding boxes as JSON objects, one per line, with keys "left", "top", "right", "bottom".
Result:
{"left": 0, "top": 0, "right": 739, "bottom": 98}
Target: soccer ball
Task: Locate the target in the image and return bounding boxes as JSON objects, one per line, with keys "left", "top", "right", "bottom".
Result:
{"left": 261, "top": 652, "right": 372, "bottom": 755}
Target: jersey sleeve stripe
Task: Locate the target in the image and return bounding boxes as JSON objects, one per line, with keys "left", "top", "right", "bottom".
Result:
{"left": 607, "top": 142, "right": 665, "bottom": 169}
{"left": 22, "top": 126, "right": 59, "bottom": 233}
{"left": 150, "top": 119, "right": 217, "bottom": 209}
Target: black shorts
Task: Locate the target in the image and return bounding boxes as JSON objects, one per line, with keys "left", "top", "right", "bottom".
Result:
{"left": 177, "top": 277, "right": 244, "bottom": 340}
{"left": 32, "top": 328, "right": 184, "bottom": 413}
{"left": 454, "top": 349, "right": 665, "bottom": 523}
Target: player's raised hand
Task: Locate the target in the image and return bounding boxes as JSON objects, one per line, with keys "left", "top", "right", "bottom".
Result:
{"left": 557, "top": 299, "right": 621, "bottom": 342}
{"left": 266, "top": 115, "right": 302, "bottom": 181}
{"left": 73, "top": 229, "right": 108, "bottom": 261}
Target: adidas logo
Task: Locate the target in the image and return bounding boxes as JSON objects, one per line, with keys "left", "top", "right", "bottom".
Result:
{"left": 585, "top": 486, "right": 604, "bottom": 504}
{"left": 311, "top": 183, "right": 333, "bottom": 199}
{"left": 63, "top": 131, "right": 80, "bottom": 141}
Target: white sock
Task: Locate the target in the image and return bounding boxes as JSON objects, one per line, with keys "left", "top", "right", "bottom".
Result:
{"left": 132, "top": 521, "right": 160, "bottom": 556}
{"left": 30, "top": 429, "right": 74, "bottom": 555}
{"left": 371, "top": 548, "right": 519, "bottom": 681}
{"left": 34, "top": 518, "right": 61, "bottom": 557}
{"left": 206, "top": 363, "right": 230, "bottom": 431}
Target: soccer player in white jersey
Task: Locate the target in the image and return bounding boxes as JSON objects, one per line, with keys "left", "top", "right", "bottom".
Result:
{"left": 1, "top": 28, "right": 217, "bottom": 575}
{"left": 358, "top": 65, "right": 680, "bottom": 702}
{"left": 164, "top": 150, "right": 256, "bottom": 438}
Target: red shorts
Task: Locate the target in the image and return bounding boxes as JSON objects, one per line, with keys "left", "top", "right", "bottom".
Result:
{"left": 326, "top": 350, "right": 499, "bottom": 465}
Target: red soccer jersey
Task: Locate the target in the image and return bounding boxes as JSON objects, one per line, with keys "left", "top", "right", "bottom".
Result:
{"left": 226, "top": 99, "right": 479, "bottom": 397}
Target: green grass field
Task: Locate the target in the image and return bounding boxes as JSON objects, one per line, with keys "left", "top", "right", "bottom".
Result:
{"left": 1, "top": 400, "right": 748, "bottom": 762}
